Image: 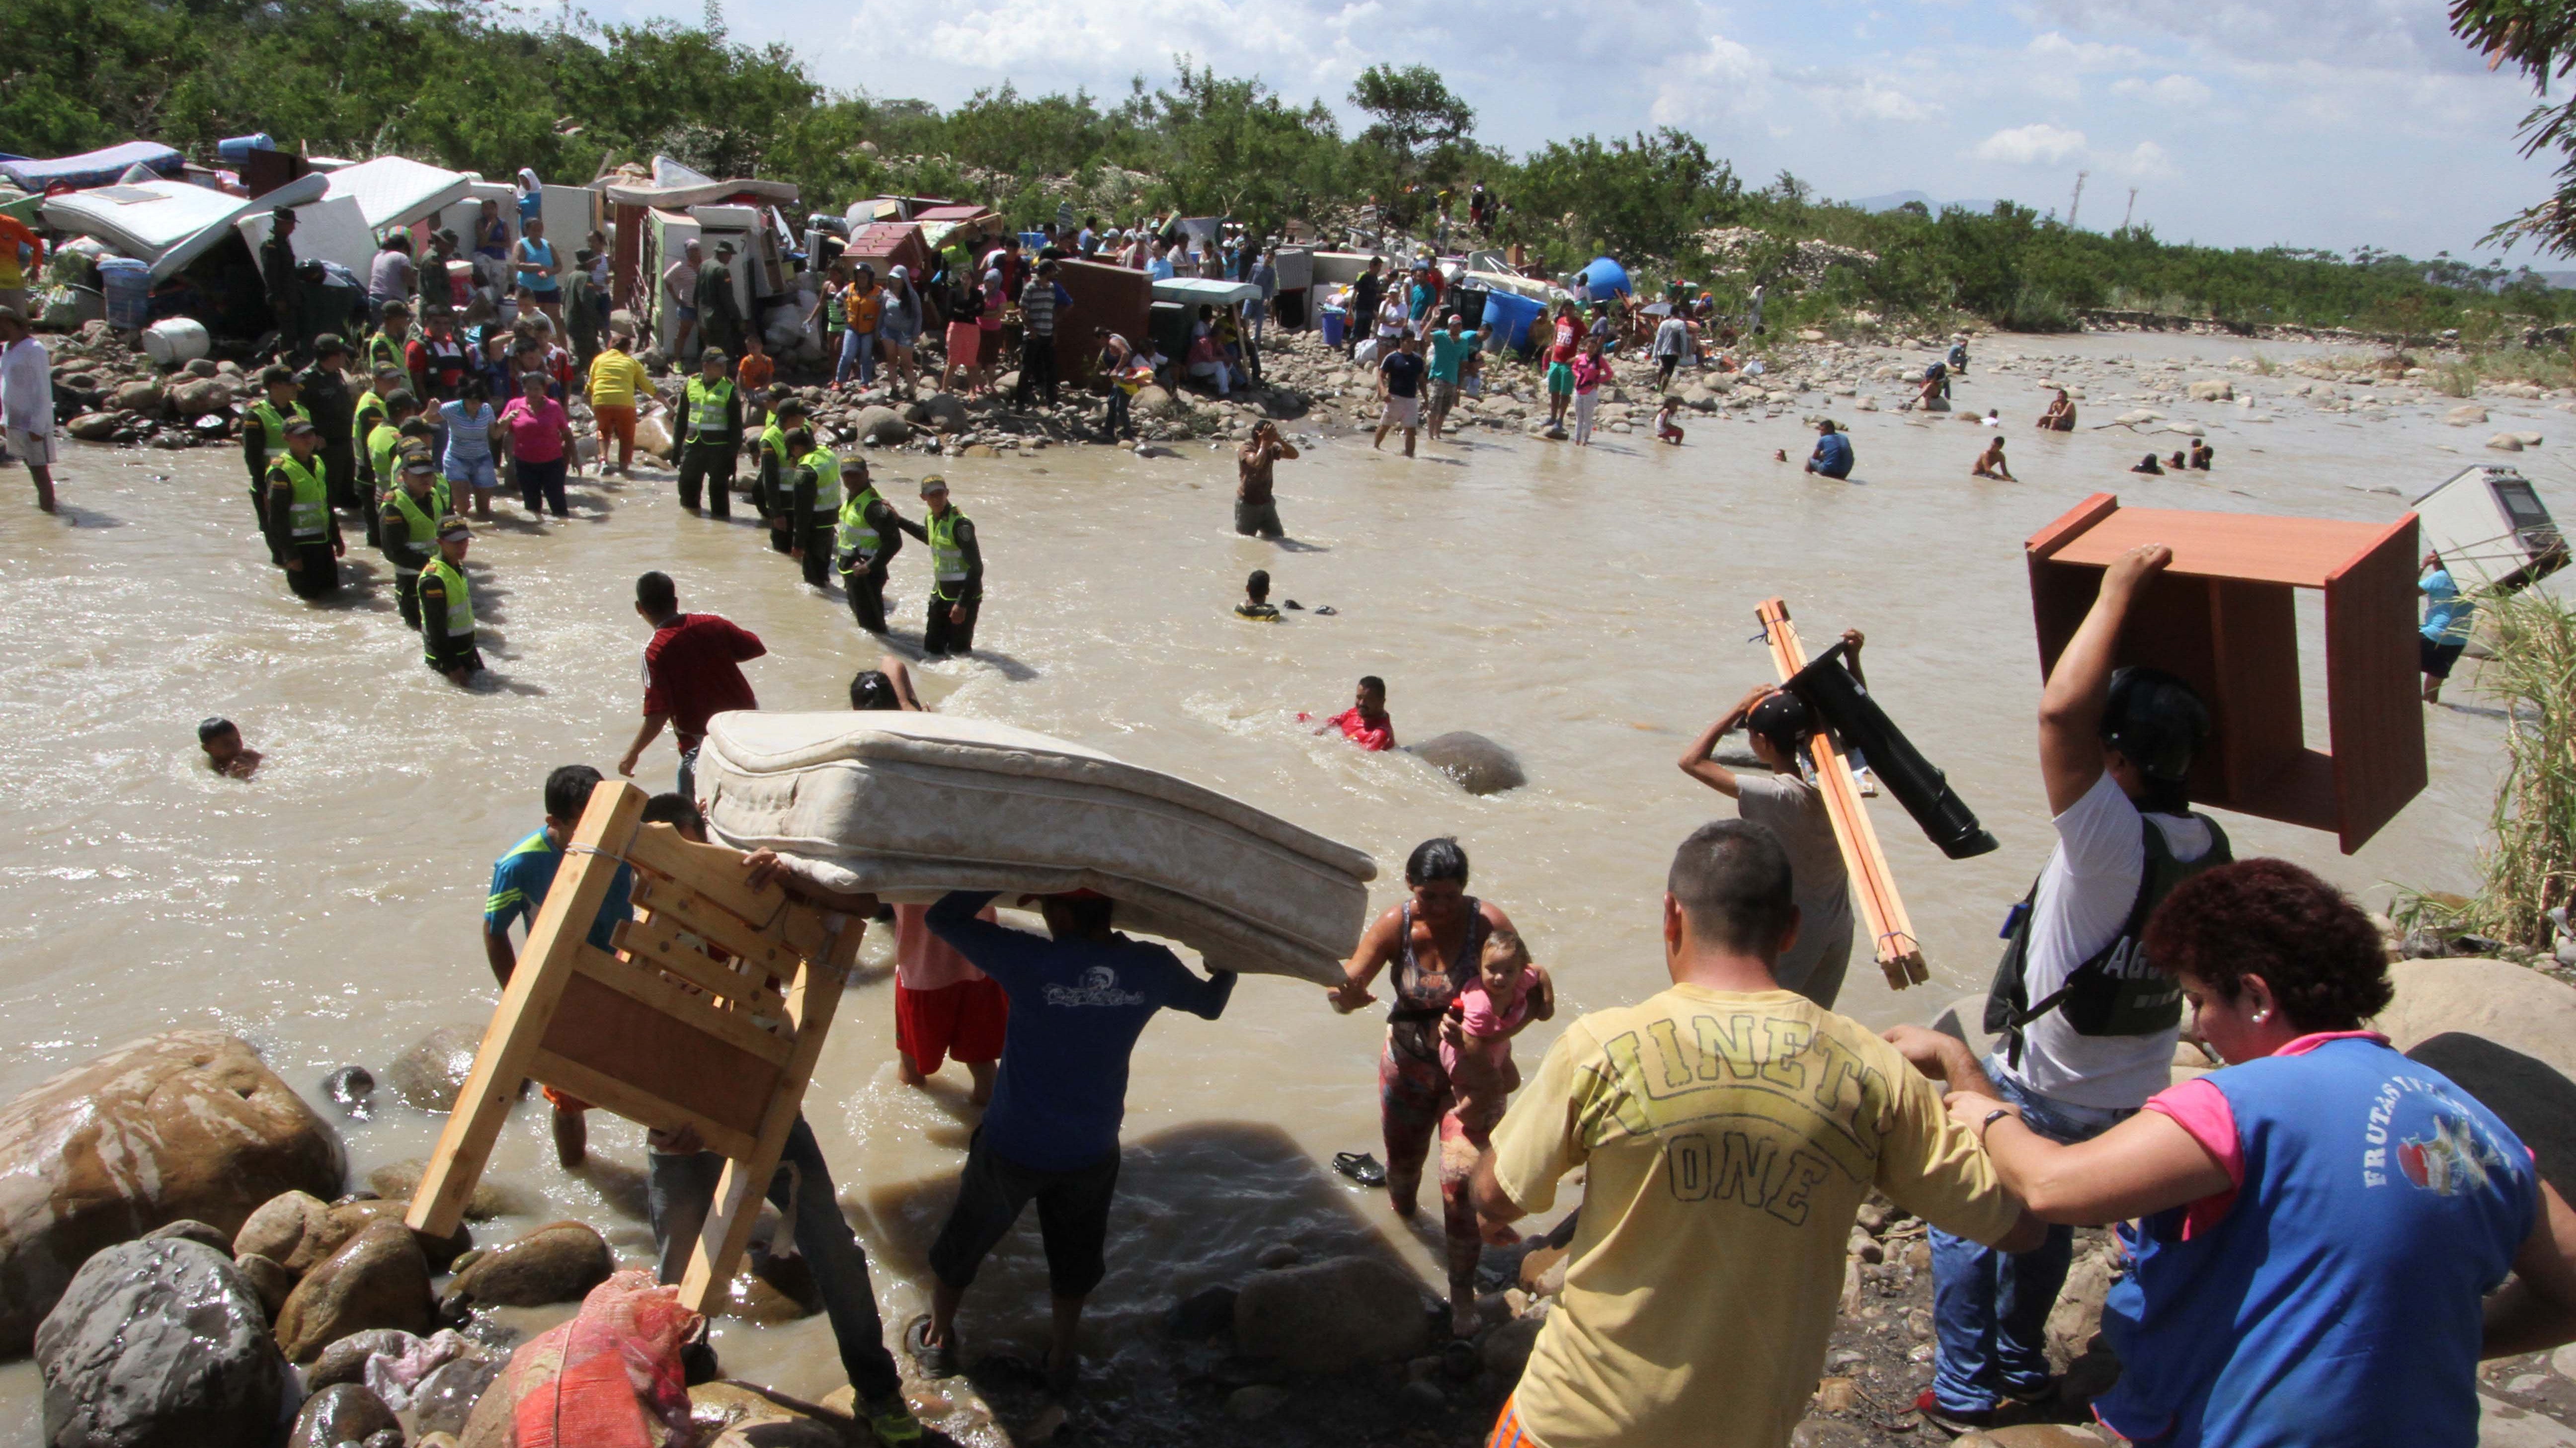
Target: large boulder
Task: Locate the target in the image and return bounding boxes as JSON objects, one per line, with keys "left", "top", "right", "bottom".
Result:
{"left": 66, "top": 411, "right": 121, "bottom": 442}
{"left": 35, "top": 1236, "right": 291, "bottom": 1448}
{"left": 235, "top": 1190, "right": 469, "bottom": 1276}
{"left": 2373, "top": 958, "right": 2576, "bottom": 1081}
{"left": 286, "top": 1383, "right": 398, "bottom": 1448}
{"left": 2186, "top": 378, "right": 2233, "bottom": 402}
{"left": 1232, "top": 1255, "right": 1430, "bottom": 1372}
{"left": 1408, "top": 731, "right": 1528, "bottom": 796}
{"left": 439, "top": 1221, "right": 614, "bottom": 1314}
{"left": 0, "top": 1032, "right": 345, "bottom": 1355}
{"left": 272, "top": 1219, "right": 438, "bottom": 1362}
{"left": 385, "top": 1024, "right": 483, "bottom": 1112}
{"left": 112, "top": 379, "right": 166, "bottom": 413}
{"left": 912, "top": 392, "right": 971, "bottom": 432}
{"left": 170, "top": 377, "right": 233, "bottom": 417}
{"left": 851, "top": 404, "right": 911, "bottom": 446}
{"left": 2448, "top": 404, "right": 2490, "bottom": 427}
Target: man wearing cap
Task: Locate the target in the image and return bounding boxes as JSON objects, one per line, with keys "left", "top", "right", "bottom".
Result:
{"left": 564, "top": 248, "right": 605, "bottom": 372}
{"left": 0, "top": 305, "right": 57, "bottom": 514}
{"left": 893, "top": 476, "right": 980, "bottom": 656}
{"left": 264, "top": 417, "right": 344, "bottom": 598}
{"left": 784, "top": 426, "right": 847, "bottom": 590}
{"left": 350, "top": 365, "right": 404, "bottom": 546}
{"left": 756, "top": 396, "right": 807, "bottom": 556}
{"left": 380, "top": 446, "right": 447, "bottom": 629}
{"left": 298, "top": 334, "right": 360, "bottom": 518}
{"left": 676, "top": 348, "right": 743, "bottom": 518}
{"left": 260, "top": 207, "right": 304, "bottom": 361}
{"left": 1919, "top": 543, "right": 2232, "bottom": 1432}
{"left": 695, "top": 240, "right": 743, "bottom": 364}
{"left": 907, "top": 886, "right": 1235, "bottom": 1394}
{"left": 418, "top": 522, "right": 482, "bottom": 682}
{"left": 835, "top": 455, "right": 907, "bottom": 635}
{"left": 243, "top": 366, "right": 310, "bottom": 558}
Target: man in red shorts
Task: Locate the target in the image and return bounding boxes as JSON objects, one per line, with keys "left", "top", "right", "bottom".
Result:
{"left": 894, "top": 902, "right": 1007, "bottom": 1104}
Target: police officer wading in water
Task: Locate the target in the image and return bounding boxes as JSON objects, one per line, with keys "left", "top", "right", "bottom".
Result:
{"left": 380, "top": 449, "right": 450, "bottom": 630}
{"left": 757, "top": 395, "right": 807, "bottom": 557}
{"left": 351, "top": 366, "right": 403, "bottom": 547}
{"left": 893, "top": 476, "right": 980, "bottom": 656}
{"left": 298, "top": 333, "right": 360, "bottom": 520}
{"left": 677, "top": 348, "right": 741, "bottom": 518}
{"left": 264, "top": 417, "right": 345, "bottom": 598}
{"left": 419, "top": 520, "right": 483, "bottom": 684}
{"left": 1921, "top": 542, "right": 2233, "bottom": 1431}
{"left": 784, "top": 426, "right": 846, "bottom": 591}
{"left": 245, "top": 365, "right": 310, "bottom": 562}
{"left": 835, "top": 455, "right": 907, "bottom": 636}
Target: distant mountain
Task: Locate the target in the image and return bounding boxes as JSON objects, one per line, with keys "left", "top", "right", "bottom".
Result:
{"left": 2534, "top": 270, "right": 2576, "bottom": 290}
{"left": 1848, "top": 190, "right": 2001, "bottom": 215}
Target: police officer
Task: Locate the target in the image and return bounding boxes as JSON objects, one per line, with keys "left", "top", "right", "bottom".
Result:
{"left": 783, "top": 426, "right": 844, "bottom": 591}
{"left": 263, "top": 418, "right": 344, "bottom": 599}
{"left": 418, "top": 520, "right": 482, "bottom": 684}
{"left": 243, "top": 366, "right": 309, "bottom": 560}
{"left": 757, "top": 395, "right": 806, "bottom": 556}
{"left": 676, "top": 348, "right": 740, "bottom": 518}
{"left": 896, "top": 475, "right": 979, "bottom": 656}
{"left": 834, "top": 453, "right": 906, "bottom": 635}
{"left": 299, "top": 334, "right": 359, "bottom": 518}
{"left": 350, "top": 365, "right": 400, "bottom": 546}
{"left": 380, "top": 448, "right": 444, "bottom": 629}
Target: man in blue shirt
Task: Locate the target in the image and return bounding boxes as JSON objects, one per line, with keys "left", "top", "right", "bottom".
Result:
{"left": 1424, "top": 313, "right": 1470, "bottom": 442}
{"left": 1805, "top": 419, "right": 1855, "bottom": 480}
{"left": 907, "top": 889, "right": 1235, "bottom": 1393}
{"left": 483, "top": 763, "right": 634, "bottom": 1166}
{"left": 2419, "top": 549, "right": 2476, "bottom": 703}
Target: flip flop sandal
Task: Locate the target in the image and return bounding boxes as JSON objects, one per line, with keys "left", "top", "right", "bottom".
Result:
{"left": 1334, "top": 1151, "right": 1387, "bottom": 1188}
{"left": 904, "top": 1313, "right": 960, "bottom": 1379}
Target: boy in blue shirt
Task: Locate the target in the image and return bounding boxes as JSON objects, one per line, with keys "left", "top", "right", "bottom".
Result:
{"left": 1805, "top": 419, "right": 1855, "bottom": 480}
{"left": 2419, "top": 550, "right": 2476, "bottom": 703}
{"left": 908, "top": 889, "right": 1235, "bottom": 1393}
{"left": 483, "top": 763, "right": 634, "bottom": 1166}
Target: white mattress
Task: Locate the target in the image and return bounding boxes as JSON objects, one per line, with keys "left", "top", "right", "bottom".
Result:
{"left": 694, "top": 713, "right": 1378, "bottom": 984}
{"left": 320, "top": 156, "right": 474, "bottom": 231}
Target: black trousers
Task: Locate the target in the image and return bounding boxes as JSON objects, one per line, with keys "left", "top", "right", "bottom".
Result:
{"left": 801, "top": 516, "right": 835, "bottom": 588}
{"left": 676, "top": 443, "right": 735, "bottom": 517}
{"left": 923, "top": 593, "right": 978, "bottom": 656}
{"left": 283, "top": 541, "right": 340, "bottom": 598}
{"left": 927, "top": 1129, "right": 1120, "bottom": 1298}
{"left": 1016, "top": 333, "right": 1058, "bottom": 407}
{"left": 842, "top": 554, "right": 888, "bottom": 634}
{"left": 769, "top": 513, "right": 796, "bottom": 555}
{"left": 394, "top": 568, "right": 421, "bottom": 629}
{"left": 1102, "top": 390, "right": 1131, "bottom": 438}
{"left": 322, "top": 439, "right": 357, "bottom": 510}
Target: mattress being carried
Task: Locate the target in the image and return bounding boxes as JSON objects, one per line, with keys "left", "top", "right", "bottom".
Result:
{"left": 694, "top": 712, "right": 1378, "bottom": 984}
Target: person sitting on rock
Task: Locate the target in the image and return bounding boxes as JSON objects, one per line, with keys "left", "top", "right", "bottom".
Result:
{"left": 2038, "top": 389, "right": 2076, "bottom": 431}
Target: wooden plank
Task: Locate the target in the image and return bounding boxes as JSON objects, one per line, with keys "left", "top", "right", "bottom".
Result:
{"left": 568, "top": 944, "right": 794, "bottom": 1069}
{"left": 1755, "top": 599, "right": 1926, "bottom": 989}
{"left": 2025, "top": 492, "right": 2121, "bottom": 561}
{"left": 2325, "top": 512, "right": 2428, "bottom": 852}
{"left": 628, "top": 875, "right": 799, "bottom": 979}
{"left": 2044, "top": 506, "right": 2394, "bottom": 588}
{"left": 408, "top": 782, "right": 648, "bottom": 1238}
{"left": 623, "top": 821, "right": 789, "bottom": 931}
{"left": 525, "top": 1048, "right": 760, "bottom": 1160}
{"left": 612, "top": 909, "right": 791, "bottom": 1016}
{"left": 678, "top": 939, "right": 852, "bottom": 1314}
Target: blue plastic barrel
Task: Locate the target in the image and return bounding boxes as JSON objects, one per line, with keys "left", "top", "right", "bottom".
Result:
{"left": 98, "top": 257, "right": 151, "bottom": 330}
{"left": 1319, "top": 307, "right": 1347, "bottom": 347}
{"left": 1480, "top": 289, "right": 1542, "bottom": 351}
{"left": 217, "top": 134, "right": 275, "bottom": 164}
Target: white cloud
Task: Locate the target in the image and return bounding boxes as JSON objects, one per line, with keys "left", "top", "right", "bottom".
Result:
{"left": 1971, "top": 122, "right": 2090, "bottom": 164}
{"left": 2111, "top": 73, "right": 2212, "bottom": 107}
{"left": 2105, "top": 139, "right": 2178, "bottom": 179}
{"left": 2025, "top": 31, "right": 2146, "bottom": 71}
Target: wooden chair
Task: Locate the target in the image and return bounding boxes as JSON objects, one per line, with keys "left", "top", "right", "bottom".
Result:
{"left": 405, "top": 781, "right": 863, "bottom": 1313}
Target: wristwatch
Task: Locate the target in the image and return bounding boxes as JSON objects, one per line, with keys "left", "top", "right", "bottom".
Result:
{"left": 1977, "top": 1108, "right": 2018, "bottom": 1144}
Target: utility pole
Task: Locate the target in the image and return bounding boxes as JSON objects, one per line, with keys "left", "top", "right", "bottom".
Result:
{"left": 2068, "top": 170, "right": 2089, "bottom": 229}
{"left": 2122, "top": 187, "right": 2138, "bottom": 232}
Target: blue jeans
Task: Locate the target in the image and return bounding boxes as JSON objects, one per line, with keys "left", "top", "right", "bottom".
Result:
{"left": 838, "top": 327, "right": 876, "bottom": 386}
{"left": 1928, "top": 1062, "right": 2133, "bottom": 1413}
{"left": 647, "top": 1116, "right": 903, "bottom": 1403}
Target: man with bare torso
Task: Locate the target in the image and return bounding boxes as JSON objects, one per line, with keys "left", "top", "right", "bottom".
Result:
{"left": 1234, "top": 421, "right": 1299, "bottom": 538}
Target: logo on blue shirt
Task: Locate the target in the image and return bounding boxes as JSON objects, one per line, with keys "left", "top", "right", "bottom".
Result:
{"left": 1044, "top": 965, "right": 1148, "bottom": 1008}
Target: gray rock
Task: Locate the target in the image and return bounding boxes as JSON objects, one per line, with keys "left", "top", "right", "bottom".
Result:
{"left": 306, "top": 1327, "right": 419, "bottom": 1390}
{"left": 1256, "top": 1242, "right": 1302, "bottom": 1270}
{"left": 67, "top": 411, "right": 121, "bottom": 441}
{"left": 2448, "top": 404, "right": 2489, "bottom": 426}
{"left": 35, "top": 1237, "right": 290, "bottom": 1448}
{"left": 1790, "top": 1419, "right": 1873, "bottom": 1448}
{"left": 2489, "top": 432, "right": 2527, "bottom": 452}
{"left": 409, "top": 1351, "right": 502, "bottom": 1437}
{"left": 1408, "top": 731, "right": 1528, "bottom": 796}
{"left": 286, "top": 1383, "right": 397, "bottom": 1448}
{"left": 322, "top": 1066, "right": 375, "bottom": 1120}
{"left": 851, "top": 404, "right": 910, "bottom": 445}
{"left": 385, "top": 1024, "right": 482, "bottom": 1112}
{"left": 1232, "top": 1255, "right": 1430, "bottom": 1372}
{"left": 273, "top": 1219, "right": 438, "bottom": 1363}
{"left": 234, "top": 1190, "right": 336, "bottom": 1273}
{"left": 143, "top": 1218, "right": 235, "bottom": 1254}
{"left": 1480, "top": 1313, "right": 1544, "bottom": 1384}
{"left": 184, "top": 358, "right": 220, "bottom": 378}
{"left": 171, "top": 378, "right": 234, "bottom": 417}
{"left": 0, "top": 1032, "right": 346, "bottom": 1355}
{"left": 915, "top": 392, "right": 971, "bottom": 432}
{"left": 439, "top": 1220, "right": 613, "bottom": 1314}
{"left": 1134, "top": 384, "right": 1179, "bottom": 416}
{"left": 2186, "top": 378, "right": 2233, "bottom": 402}
{"left": 112, "top": 380, "right": 166, "bottom": 413}
{"left": 1225, "top": 1384, "right": 1291, "bottom": 1421}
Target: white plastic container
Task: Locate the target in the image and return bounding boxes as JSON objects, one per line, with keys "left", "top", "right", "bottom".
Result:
{"left": 142, "top": 318, "right": 212, "bottom": 368}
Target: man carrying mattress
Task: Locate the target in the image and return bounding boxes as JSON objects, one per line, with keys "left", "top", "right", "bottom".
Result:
{"left": 908, "top": 888, "right": 1237, "bottom": 1395}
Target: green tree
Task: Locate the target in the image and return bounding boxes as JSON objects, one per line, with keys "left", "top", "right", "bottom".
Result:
{"left": 2451, "top": 0, "right": 2576, "bottom": 253}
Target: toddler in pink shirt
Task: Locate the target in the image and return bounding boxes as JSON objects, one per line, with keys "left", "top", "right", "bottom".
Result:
{"left": 1441, "top": 928, "right": 1551, "bottom": 1131}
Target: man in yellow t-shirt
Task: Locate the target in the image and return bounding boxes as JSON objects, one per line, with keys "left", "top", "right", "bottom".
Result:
{"left": 1473, "top": 820, "right": 2040, "bottom": 1448}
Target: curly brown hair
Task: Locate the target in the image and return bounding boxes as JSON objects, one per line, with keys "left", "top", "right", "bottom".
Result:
{"left": 2142, "top": 858, "right": 2393, "bottom": 1032}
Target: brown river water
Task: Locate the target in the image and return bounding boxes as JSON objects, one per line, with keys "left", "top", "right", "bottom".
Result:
{"left": 0, "top": 328, "right": 2550, "bottom": 1428}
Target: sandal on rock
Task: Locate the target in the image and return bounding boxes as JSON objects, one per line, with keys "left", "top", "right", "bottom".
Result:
{"left": 905, "top": 1313, "right": 959, "bottom": 1379}
{"left": 1334, "top": 1151, "right": 1388, "bottom": 1188}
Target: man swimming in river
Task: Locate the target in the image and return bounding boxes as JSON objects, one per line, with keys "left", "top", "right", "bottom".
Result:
{"left": 198, "top": 717, "right": 261, "bottom": 779}
{"left": 1313, "top": 675, "right": 1395, "bottom": 750}
{"left": 1237, "top": 568, "right": 1281, "bottom": 622}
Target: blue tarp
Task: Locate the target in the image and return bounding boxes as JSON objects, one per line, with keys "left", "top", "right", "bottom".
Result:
{"left": 1572, "top": 256, "right": 1631, "bottom": 301}
{"left": 1, "top": 142, "right": 185, "bottom": 194}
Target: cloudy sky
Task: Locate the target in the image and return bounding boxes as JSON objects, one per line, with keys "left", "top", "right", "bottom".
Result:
{"left": 611, "top": 0, "right": 2559, "bottom": 261}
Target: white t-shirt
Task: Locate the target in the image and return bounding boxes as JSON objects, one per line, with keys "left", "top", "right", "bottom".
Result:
{"left": 1735, "top": 773, "right": 1856, "bottom": 1008}
{"left": 1999, "top": 770, "right": 2212, "bottom": 1110}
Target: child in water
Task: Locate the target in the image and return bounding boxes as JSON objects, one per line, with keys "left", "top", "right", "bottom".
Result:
{"left": 198, "top": 717, "right": 261, "bottom": 779}
{"left": 1655, "top": 398, "right": 1686, "bottom": 445}
{"left": 1236, "top": 568, "right": 1282, "bottom": 622}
